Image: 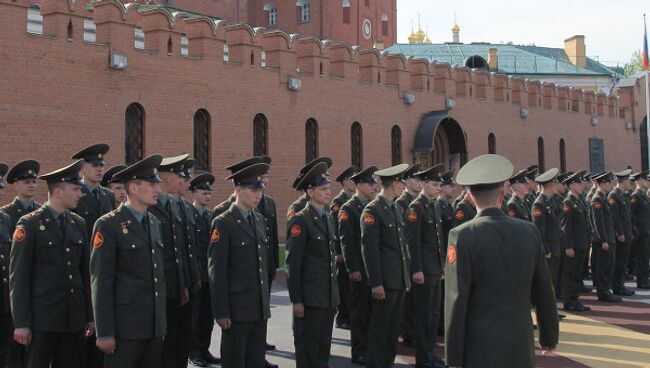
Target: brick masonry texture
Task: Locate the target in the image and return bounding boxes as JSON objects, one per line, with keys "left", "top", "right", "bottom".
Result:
{"left": 0, "top": 0, "right": 647, "bottom": 238}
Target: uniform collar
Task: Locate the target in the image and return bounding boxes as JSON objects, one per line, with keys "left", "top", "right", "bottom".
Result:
{"left": 124, "top": 203, "right": 145, "bottom": 223}
{"left": 476, "top": 207, "right": 505, "bottom": 217}
{"left": 234, "top": 203, "right": 252, "bottom": 219}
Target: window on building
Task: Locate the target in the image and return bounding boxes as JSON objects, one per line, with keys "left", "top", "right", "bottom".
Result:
{"left": 465, "top": 55, "right": 487, "bottom": 69}
{"left": 27, "top": 6, "right": 43, "bottom": 35}
{"left": 134, "top": 27, "right": 145, "bottom": 49}
{"left": 83, "top": 19, "right": 96, "bottom": 43}
{"left": 538, "top": 137, "right": 545, "bottom": 172}
{"left": 67, "top": 20, "right": 73, "bottom": 41}
{"left": 305, "top": 118, "right": 319, "bottom": 163}
{"left": 391, "top": 125, "right": 402, "bottom": 165}
{"left": 180, "top": 33, "right": 189, "bottom": 56}
{"left": 125, "top": 103, "right": 145, "bottom": 165}
{"left": 351, "top": 122, "right": 363, "bottom": 167}
{"left": 560, "top": 138, "right": 566, "bottom": 172}
{"left": 266, "top": 5, "right": 277, "bottom": 26}
{"left": 488, "top": 133, "right": 496, "bottom": 154}
{"left": 382, "top": 14, "right": 389, "bottom": 37}
{"left": 223, "top": 45, "right": 229, "bottom": 62}
{"left": 365, "top": 0, "right": 370, "bottom": 8}
{"left": 342, "top": 0, "right": 350, "bottom": 24}
{"left": 261, "top": 51, "right": 266, "bottom": 67}
{"left": 297, "top": 1, "right": 310, "bottom": 22}
{"left": 193, "top": 109, "right": 211, "bottom": 171}
{"left": 253, "top": 113, "right": 269, "bottom": 156}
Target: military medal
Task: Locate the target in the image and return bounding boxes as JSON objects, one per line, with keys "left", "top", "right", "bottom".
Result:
{"left": 38, "top": 220, "right": 45, "bottom": 231}
{"left": 120, "top": 221, "right": 130, "bottom": 234}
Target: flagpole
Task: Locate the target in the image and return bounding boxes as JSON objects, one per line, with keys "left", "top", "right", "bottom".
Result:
{"left": 645, "top": 14, "right": 650, "bottom": 170}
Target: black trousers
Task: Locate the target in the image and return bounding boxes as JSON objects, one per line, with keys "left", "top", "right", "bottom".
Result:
{"left": 221, "top": 321, "right": 267, "bottom": 368}
{"left": 25, "top": 330, "right": 83, "bottom": 368}
{"left": 293, "top": 307, "right": 335, "bottom": 368}
{"left": 593, "top": 242, "right": 616, "bottom": 295}
{"left": 399, "top": 291, "right": 415, "bottom": 343}
{"left": 104, "top": 337, "right": 163, "bottom": 368}
{"left": 190, "top": 283, "right": 214, "bottom": 358}
{"left": 349, "top": 279, "right": 372, "bottom": 361}
{"left": 0, "top": 313, "right": 11, "bottom": 367}
{"left": 546, "top": 256, "right": 560, "bottom": 294}
{"left": 636, "top": 234, "right": 650, "bottom": 285}
{"left": 561, "top": 249, "right": 587, "bottom": 307}
{"left": 161, "top": 298, "right": 181, "bottom": 368}
{"left": 412, "top": 276, "right": 442, "bottom": 366}
{"left": 613, "top": 239, "right": 632, "bottom": 291}
{"left": 177, "top": 294, "right": 195, "bottom": 368}
{"left": 367, "top": 289, "right": 405, "bottom": 368}
{"left": 336, "top": 263, "right": 350, "bottom": 325}
{"left": 80, "top": 334, "right": 104, "bottom": 368}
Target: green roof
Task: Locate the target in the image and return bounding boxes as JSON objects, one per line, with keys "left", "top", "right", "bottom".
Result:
{"left": 386, "top": 43, "right": 622, "bottom": 77}
{"left": 136, "top": 4, "right": 223, "bottom": 21}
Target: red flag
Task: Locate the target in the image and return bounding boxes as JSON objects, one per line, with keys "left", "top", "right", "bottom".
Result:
{"left": 644, "top": 15, "right": 649, "bottom": 70}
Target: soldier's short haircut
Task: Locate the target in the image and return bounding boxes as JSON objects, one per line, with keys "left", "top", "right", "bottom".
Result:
{"left": 468, "top": 184, "right": 503, "bottom": 207}
{"left": 46, "top": 182, "right": 65, "bottom": 195}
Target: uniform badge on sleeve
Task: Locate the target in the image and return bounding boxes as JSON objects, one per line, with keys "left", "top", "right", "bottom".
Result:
{"left": 363, "top": 214, "right": 375, "bottom": 225}
{"left": 407, "top": 211, "right": 417, "bottom": 222}
{"left": 608, "top": 198, "right": 616, "bottom": 206}
{"left": 447, "top": 245, "right": 457, "bottom": 265}
{"left": 454, "top": 210, "right": 464, "bottom": 220}
{"left": 593, "top": 202, "right": 602, "bottom": 209}
{"left": 507, "top": 209, "right": 516, "bottom": 217}
{"left": 93, "top": 232, "right": 104, "bottom": 249}
{"left": 562, "top": 204, "right": 571, "bottom": 213}
{"left": 13, "top": 227, "right": 26, "bottom": 242}
{"left": 339, "top": 211, "right": 349, "bottom": 222}
{"left": 290, "top": 224, "right": 301, "bottom": 237}
{"left": 210, "top": 229, "right": 220, "bottom": 242}
{"left": 533, "top": 208, "right": 543, "bottom": 217}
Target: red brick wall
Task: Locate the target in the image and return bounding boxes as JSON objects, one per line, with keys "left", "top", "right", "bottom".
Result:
{"left": 0, "top": 0, "right": 641, "bottom": 239}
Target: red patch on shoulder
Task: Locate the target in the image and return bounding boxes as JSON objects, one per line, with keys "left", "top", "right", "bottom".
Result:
{"left": 363, "top": 214, "right": 375, "bottom": 225}
{"left": 608, "top": 198, "right": 616, "bottom": 206}
{"left": 92, "top": 232, "right": 104, "bottom": 249}
{"left": 593, "top": 202, "right": 602, "bottom": 209}
{"left": 13, "top": 227, "right": 25, "bottom": 242}
{"left": 290, "top": 224, "right": 301, "bottom": 237}
{"left": 288, "top": 210, "right": 296, "bottom": 219}
{"left": 454, "top": 210, "right": 465, "bottom": 220}
{"left": 407, "top": 211, "right": 417, "bottom": 222}
{"left": 507, "top": 209, "right": 516, "bottom": 217}
{"left": 339, "top": 211, "right": 349, "bottom": 222}
{"left": 562, "top": 204, "right": 571, "bottom": 213}
{"left": 533, "top": 208, "right": 543, "bottom": 217}
{"left": 210, "top": 229, "right": 220, "bottom": 243}
{"left": 447, "top": 245, "right": 457, "bottom": 265}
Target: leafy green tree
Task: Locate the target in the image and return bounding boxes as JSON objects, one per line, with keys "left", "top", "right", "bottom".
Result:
{"left": 624, "top": 50, "right": 644, "bottom": 77}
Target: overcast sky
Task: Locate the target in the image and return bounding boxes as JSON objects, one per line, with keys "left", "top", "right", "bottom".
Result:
{"left": 396, "top": 0, "right": 649, "bottom": 68}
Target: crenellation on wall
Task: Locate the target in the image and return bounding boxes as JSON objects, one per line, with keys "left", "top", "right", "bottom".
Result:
{"left": 510, "top": 78, "right": 527, "bottom": 106}
{"left": 595, "top": 92, "right": 606, "bottom": 117}
{"left": 570, "top": 88, "right": 584, "bottom": 113}
{"left": 329, "top": 43, "right": 358, "bottom": 80}
{"left": 558, "top": 86, "right": 570, "bottom": 111}
{"left": 295, "top": 37, "right": 328, "bottom": 76}
{"left": 584, "top": 90, "right": 596, "bottom": 116}
{"left": 260, "top": 30, "right": 296, "bottom": 79}
{"left": 433, "top": 62, "right": 454, "bottom": 95}
{"left": 184, "top": 17, "right": 226, "bottom": 61}
{"left": 358, "top": 48, "right": 383, "bottom": 84}
{"left": 608, "top": 95, "right": 619, "bottom": 118}
{"left": 492, "top": 74, "right": 510, "bottom": 102}
{"left": 407, "top": 58, "right": 431, "bottom": 92}
{"left": 472, "top": 70, "right": 491, "bottom": 100}
{"left": 454, "top": 67, "right": 471, "bottom": 97}
{"left": 384, "top": 54, "right": 408, "bottom": 89}
{"left": 527, "top": 80, "right": 542, "bottom": 108}
{"left": 542, "top": 83, "right": 557, "bottom": 110}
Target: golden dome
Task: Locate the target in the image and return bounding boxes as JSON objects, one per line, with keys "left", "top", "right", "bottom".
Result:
{"left": 452, "top": 23, "right": 460, "bottom": 33}
{"left": 424, "top": 36, "right": 432, "bottom": 44}
{"left": 408, "top": 31, "right": 418, "bottom": 44}
{"left": 416, "top": 27, "right": 426, "bottom": 38}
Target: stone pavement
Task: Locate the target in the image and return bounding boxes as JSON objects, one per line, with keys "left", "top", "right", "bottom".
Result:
{"left": 196, "top": 280, "right": 650, "bottom": 368}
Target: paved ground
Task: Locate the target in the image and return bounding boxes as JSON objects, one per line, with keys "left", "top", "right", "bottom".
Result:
{"left": 198, "top": 280, "right": 650, "bottom": 368}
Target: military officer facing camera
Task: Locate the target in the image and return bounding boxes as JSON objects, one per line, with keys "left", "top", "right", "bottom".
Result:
{"left": 10, "top": 160, "right": 92, "bottom": 368}
{"left": 90, "top": 155, "right": 167, "bottom": 368}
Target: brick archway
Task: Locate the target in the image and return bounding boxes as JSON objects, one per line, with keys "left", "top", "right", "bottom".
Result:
{"left": 413, "top": 112, "right": 467, "bottom": 172}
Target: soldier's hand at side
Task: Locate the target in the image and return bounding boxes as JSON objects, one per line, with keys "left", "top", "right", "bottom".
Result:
{"left": 293, "top": 303, "right": 305, "bottom": 318}
{"left": 349, "top": 272, "right": 362, "bottom": 282}
{"left": 181, "top": 288, "right": 190, "bottom": 306}
{"left": 617, "top": 235, "right": 625, "bottom": 242}
{"left": 412, "top": 272, "right": 425, "bottom": 285}
{"left": 85, "top": 322, "right": 96, "bottom": 337}
{"left": 545, "top": 252, "right": 552, "bottom": 259}
{"left": 602, "top": 242, "right": 609, "bottom": 251}
{"left": 372, "top": 286, "right": 386, "bottom": 300}
{"left": 13, "top": 327, "right": 31, "bottom": 346}
{"left": 565, "top": 248, "right": 575, "bottom": 258}
{"left": 216, "top": 318, "right": 232, "bottom": 330}
{"left": 96, "top": 337, "right": 116, "bottom": 354}
{"left": 335, "top": 255, "right": 344, "bottom": 263}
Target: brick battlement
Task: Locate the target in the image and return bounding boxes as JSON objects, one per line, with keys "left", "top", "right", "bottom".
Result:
{"left": 2, "top": 0, "right": 625, "bottom": 119}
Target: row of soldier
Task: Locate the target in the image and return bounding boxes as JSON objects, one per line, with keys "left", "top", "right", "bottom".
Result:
{"left": 0, "top": 143, "right": 645, "bottom": 368}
